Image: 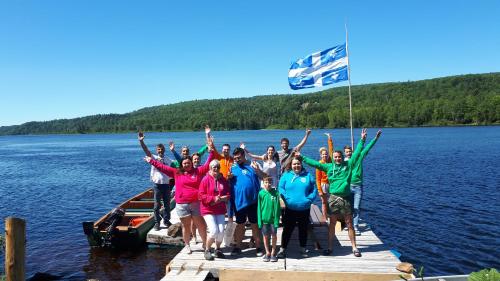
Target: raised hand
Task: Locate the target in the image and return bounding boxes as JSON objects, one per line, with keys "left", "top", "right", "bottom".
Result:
{"left": 138, "top": 131, "right": 145, "bottom": 141}
{"left": 361, "top": 128, "right": 367, "bottom": 140}
{"left": 294, "top": 151, "right": 302, "bottom": 158}
{"left": 168, "top": 141, "right": 175, "bottom": 151}
{"left": 144, "top": 156, "right": 152, "bottom": 163}
{"left": 324, "top": 132, "right": 331, "bottom": 139}
{"left": 239, "top": 142, "right": 246, "bottom": 150}
{"left": 207, "top": 136, "right": 215, "bottom": 151}
{"left": 376, "top": 130, "right": 382, "bottom": 139}
{"left": 306, "top": 128, "right": 312, "bottom": 136}
{"left": 250, "top": 160, "right": 260, "bottom": 170}
{"left": 204, "top": 124, "right": 211, "bottom": 135}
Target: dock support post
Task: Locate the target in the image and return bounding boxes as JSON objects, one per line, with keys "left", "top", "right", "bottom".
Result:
{"left": 5, "top": 217, "right": 26, "bottom": 281}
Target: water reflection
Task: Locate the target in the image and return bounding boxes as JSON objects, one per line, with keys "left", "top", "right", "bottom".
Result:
{"left": 83, "top": 246, "right": 181, "bottom": 281}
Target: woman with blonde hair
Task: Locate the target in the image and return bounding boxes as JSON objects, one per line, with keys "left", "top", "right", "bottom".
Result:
{"left": 199, "top": 159, "right": 231, "bottom": 260}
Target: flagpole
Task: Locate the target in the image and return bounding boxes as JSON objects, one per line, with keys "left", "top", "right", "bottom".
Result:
{"left": 345, "top": 23, "right": 354, "bottom": 149}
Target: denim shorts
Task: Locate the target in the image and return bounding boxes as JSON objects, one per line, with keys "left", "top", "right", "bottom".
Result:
{"left": 261, "top": 224, "right": 277, "bottom": 236}
{"left": 176, "top": 201, "right": 201, "bottom": 218}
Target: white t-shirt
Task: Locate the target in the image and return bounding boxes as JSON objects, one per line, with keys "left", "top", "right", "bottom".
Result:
{"left": 258, "top": 160, "right": 279, "bottom": 188}
{"left": 150, "top": 154, "right": 173, "bottom": 184}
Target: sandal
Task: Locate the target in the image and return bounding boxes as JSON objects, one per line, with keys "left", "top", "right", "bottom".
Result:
{"left": 353, "top": 249, "right": 362, "bottom": 257}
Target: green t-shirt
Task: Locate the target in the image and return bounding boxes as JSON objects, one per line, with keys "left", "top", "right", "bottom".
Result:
{"left": 257, "top": 188, "right": 281, "bottom": 228}
{"left": 302, "top": 139, "right": 365, "bottom": 197}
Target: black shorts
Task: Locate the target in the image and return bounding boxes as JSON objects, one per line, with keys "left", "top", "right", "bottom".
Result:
{"left": 235, "top": 203, "right": 258, "bottom": 224}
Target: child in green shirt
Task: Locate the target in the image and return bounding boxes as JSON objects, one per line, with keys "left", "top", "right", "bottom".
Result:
{"left": 257, "top": 176, "right": 281, "bottom": 262}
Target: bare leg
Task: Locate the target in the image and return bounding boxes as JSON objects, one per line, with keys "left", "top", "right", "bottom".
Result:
{"left": 271, "top": 234, "right": 277, "bottom": 256}
{"left": 234, "top": 223, "right": 245, "bottom": 248}
{"left": 344, "top": 214, "right": 358, "bottom": 251}
{"left": 321, "top": 195, "right": 329, "bottom": 221}
{"left": 205, "top": 237, "right": 215, "bottom": 251}
{"left": 191, "top": 220, "right": 197, "bottom": 242}
{"left": 215, "top": 239, "right": 222, "bottom": 250}
{"left": 192, "top": 215, "right": 207, "bottom": 249}
{"left": 327, "top": 214, "right": 339, "bottom": 251}
{"left": 251, "top": 223, "right": 262, "bottom": 249}
{"left": 262, "top": 234, "right": 271, "bottom": 256}
{"left": 179, "top": 216, "right": 192, "bottom": 249}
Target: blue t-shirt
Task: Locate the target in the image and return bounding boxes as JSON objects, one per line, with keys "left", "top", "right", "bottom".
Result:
{"left": 229, "top": 163, "right": 261, "bottom": 215}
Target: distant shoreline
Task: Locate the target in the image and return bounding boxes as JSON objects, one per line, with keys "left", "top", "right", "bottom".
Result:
{"left": 1, "top": 73, "right": 498, "bottom": 136}
{"left": 1, "top": 123, "right": 499, "bottom": 137}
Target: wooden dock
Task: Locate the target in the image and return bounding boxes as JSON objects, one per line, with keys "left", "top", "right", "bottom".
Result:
{"left": 150, "top": 206, "right": 404, "bottom": 281}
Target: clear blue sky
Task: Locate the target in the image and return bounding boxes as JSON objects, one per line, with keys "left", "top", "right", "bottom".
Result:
{"left": 0, "top": 1, "right": 499, "bottom": 126}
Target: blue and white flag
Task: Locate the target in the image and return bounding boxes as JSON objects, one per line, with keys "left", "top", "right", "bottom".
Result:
{"left": 288, "top": 43, "right": 349, "bottom": 90}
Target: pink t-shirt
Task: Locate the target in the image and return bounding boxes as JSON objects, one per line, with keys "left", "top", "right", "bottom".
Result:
{"left": 150, "top": 151, "right": 214, "bottom": 204}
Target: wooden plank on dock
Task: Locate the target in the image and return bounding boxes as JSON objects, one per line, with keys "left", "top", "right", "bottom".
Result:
{"left": 162, "top": 219, "right": 401, "bottom": 280}
{"left": 219, "top": 269, "right": 401, "bottom": 281}
{"left": 283, "top": 223, "right": 400, "bottom": 274}
{"left": 146, "top": 206, "right": 184, "bottom": 245}
{"left": 161, "top": 268, "right": 210, "bottom": 281}
{"left": 156, "top": 204, "right": 402, "bottom": 280}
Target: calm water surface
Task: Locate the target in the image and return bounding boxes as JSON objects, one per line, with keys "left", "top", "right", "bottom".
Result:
{"left": 0, "top": 127, "right": 499, "bottom": 280}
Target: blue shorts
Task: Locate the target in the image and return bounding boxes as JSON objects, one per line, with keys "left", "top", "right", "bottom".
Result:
{"left": 235, "top": 203, "right": 258, "bottom": 224}
{"left": 261, "top": 224, "right": 277, "bottom": 236}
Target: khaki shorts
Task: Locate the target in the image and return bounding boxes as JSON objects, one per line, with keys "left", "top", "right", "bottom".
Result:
{"left": 327, "top": 194, "right": 352, "bottom": 216}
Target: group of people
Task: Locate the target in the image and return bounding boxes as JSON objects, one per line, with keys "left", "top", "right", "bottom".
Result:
{"left": 138, "top": 126, "right": 381, "bottom": 261}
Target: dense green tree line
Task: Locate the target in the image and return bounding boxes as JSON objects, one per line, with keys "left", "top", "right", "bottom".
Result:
{"left": 1, "top": 73, "right": 499, "bottom": 135}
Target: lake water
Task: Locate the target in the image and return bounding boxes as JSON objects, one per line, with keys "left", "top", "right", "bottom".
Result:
{"left": 0, "top": 127, "right": 499, "bottom": 280}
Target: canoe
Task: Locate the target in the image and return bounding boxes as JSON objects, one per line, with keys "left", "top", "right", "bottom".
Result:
{"left": 82, "top": 188, "right": 173, "bottom": 249}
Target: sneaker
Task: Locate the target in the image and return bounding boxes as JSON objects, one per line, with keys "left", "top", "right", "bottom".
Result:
{"left": 215, "top": 249, "right": 225, "bottom": 258}
{"left": 277, "top": 248, "right": 286, "bottom": 258}
{"left": 322, "top": 249, "right": 332, "bottom": 256}
{"left": 262, "top": 255, "right": 270, "bottom": 262}
{"left": 163, "top": 219, "right": 172, "bottom": 227}
{"left": 204, "top": 251, "right": 214, "bottom": 261}
{"left": 154, "top": 223, "right": 161, "bottom": 231}
{"left": 230, "top": 247, "right": 242, "bottom": 256}
{"left": 355, "top": 229, "right": 361, "bottom": 236}
{"left": 353, "top": 249, "right": 362, "bottom": 257}
{"left": 255, "top": 248, "right": 264, "bottom": 257}
{"left": 270, "top": 255, "right": 278, "bottom": 262}
{"left": 300, "top": 247, "right": 309, "bottom": 258}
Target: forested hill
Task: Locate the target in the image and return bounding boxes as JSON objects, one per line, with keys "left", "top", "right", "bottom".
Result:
{"left": 1, "top": 73, "right": 499, "bottom": 135}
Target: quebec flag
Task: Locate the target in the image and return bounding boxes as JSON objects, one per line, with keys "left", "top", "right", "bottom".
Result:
{"left": 288, "top": 43, "right": 348, "bottom": 90}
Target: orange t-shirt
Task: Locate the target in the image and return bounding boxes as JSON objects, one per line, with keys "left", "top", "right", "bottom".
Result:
{"left": 213, "top": 149, "right": 234, "bottom": 179}
{"left": 315, "top": 137, "right": 333, "bottom": 195}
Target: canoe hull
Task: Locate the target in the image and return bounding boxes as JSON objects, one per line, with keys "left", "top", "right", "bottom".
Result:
{"left": 83, "top": 188, "right": 156, "bottom": 249}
